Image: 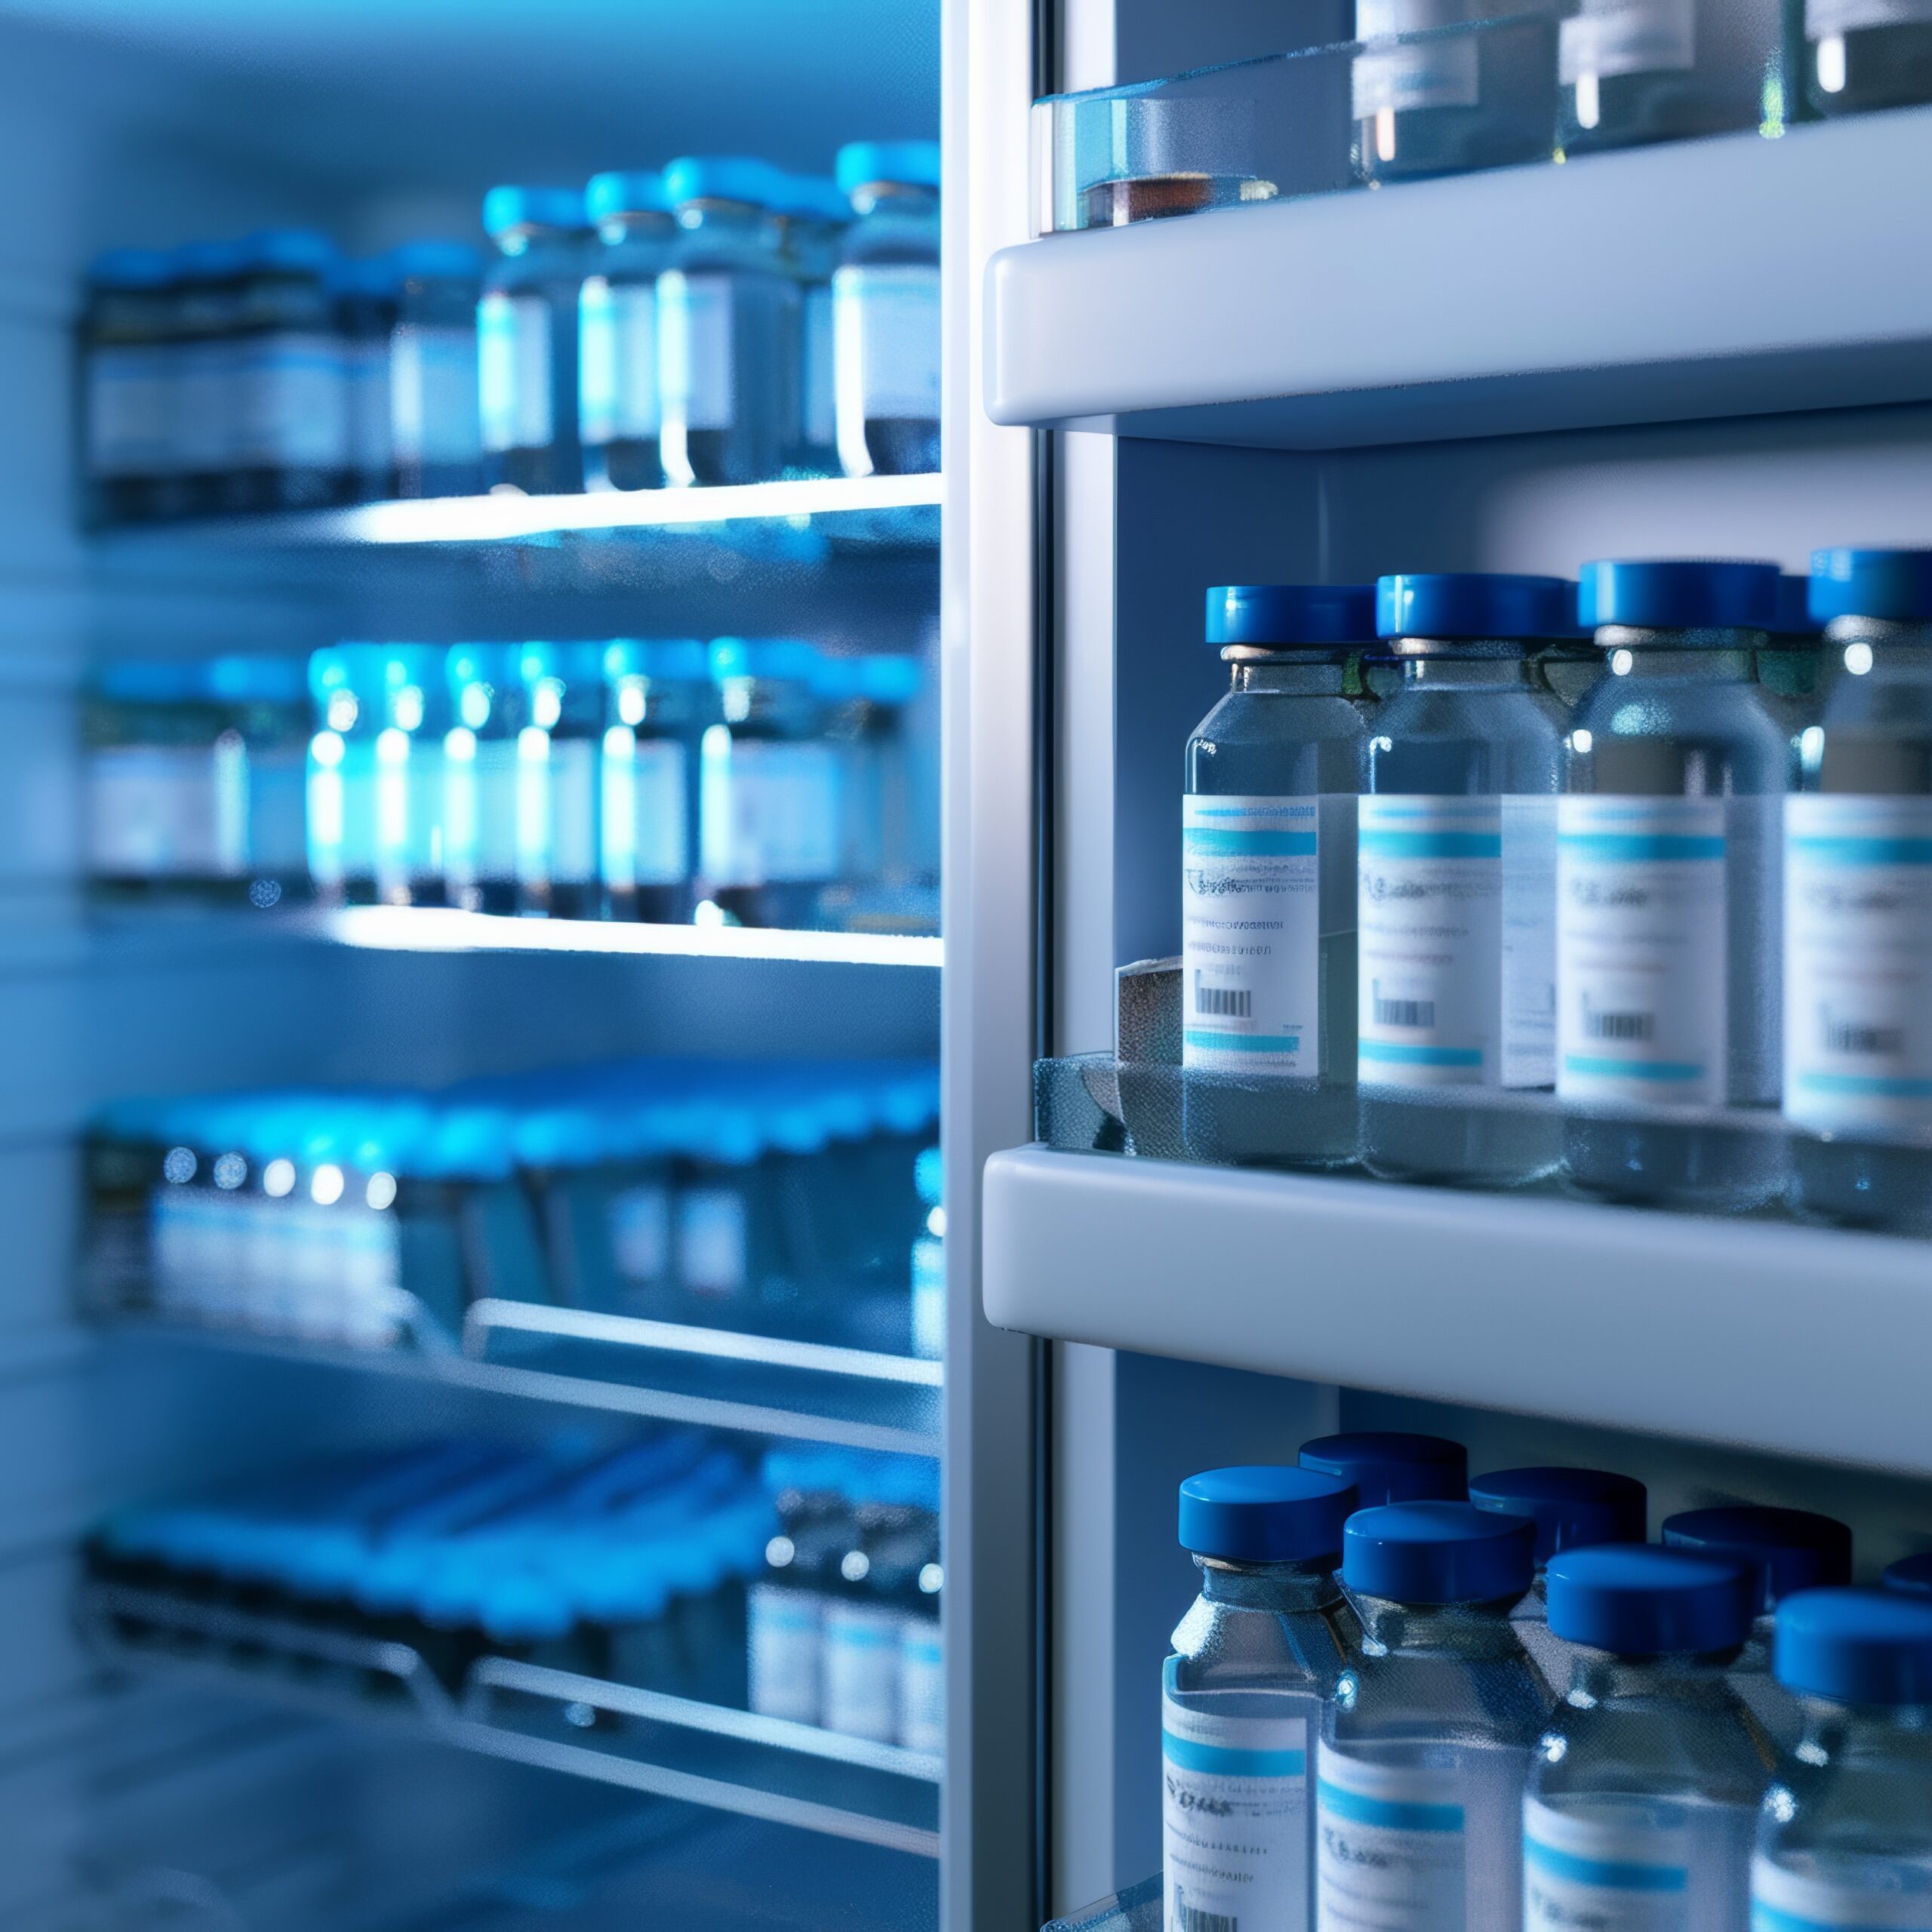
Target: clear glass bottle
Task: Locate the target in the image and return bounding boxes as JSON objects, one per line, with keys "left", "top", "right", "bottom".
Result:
{"left": 1164, "top": 1466, "right": 1358, "bottom": 1932}
{"left": 229, "top": 228, "right": 347, "bottom": 514}
{"left": 1298, "top": 1429, "right": 1469, "bottom": 1508}
{"left": 443, "top": 644, "right": 522, "bottom": 916}
{"left": 1352, "top": 0, "right": 1559, "bottom": 183}
{"left": 1752, "top": 1589, "right": 1932, "bottom": 1926}
{"left": 1183, "top": 585, "right": 1374, "bottom": 1168}
{"left": 1663, "top": 1505, "right": 1855, "bottom": 1755}
{"left": 1758, "top": 573, "right": 1827, "bottom": 737}
{"left": 1804, "top": 1, "right": 1932, "bottom": 116}
{"left": 1529, "top": 1545, "right": 1773, "bottom": 1930}
{"left": 1560, "top": 559, "right": 1792, "bottom": 1211}
{"left": 306, "top": 645, "right": 381, "bottom": 906}
{"left": 1784, "top": 549, "right": 1932, "bottom": 1232}
{"left": 169, "top": 237, "right": 245, "bottom": 519}
{"left": 658, "top": 156, "right": 798, "bottom": 488}
{"left": 515, "top": 641, "right": 604, "bottom": 920}
{"left": 389, "top": 241, "right": 483, "bottom": 500}
{"left": 478, "top": 186, "right": 589, "bottom": 497}
{"left": 1559, "top": 0, "right": 1789, "bottom": 154}
{"left": 371, "top": 645, "right": 446, "bottom": 908}
{"left": 337, "top": 255, "right": 397, "bottom": 506}
{"left": 777, "top": 173, "right": 850, "bottom": 477}
{"left": 80, "top": 248, "right": 174, "bottom": 527}
{"left": 580, "top": 171, "right": 675, "bottom": 493}
{"left": 1319, "top": 1501, "right": 1552, "bottom": 1930}
{"left": 749, "top": 1448, "right": 853, "bottom": 1728}
{"left": 832, "top": 140, "right": 940, "bottom": 480}
{"left": 1360, "top": 573, "right": 1571, "bottom": 1186}
{"left": 601, "top": 638, "right": 708, "bottom": 924}
{"left": 206, "top": 654, "right": 311, "bottom": 910}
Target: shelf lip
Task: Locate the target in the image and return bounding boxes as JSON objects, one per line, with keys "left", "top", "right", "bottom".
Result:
{"left": 90, "top": 473, "right": 944, "bottom": 549}
{"left": 985, "top": 109, "right": 1932, "bottom": 450}
{"left": 983, "top": 1144, "right": 1932, "bottom": 1475}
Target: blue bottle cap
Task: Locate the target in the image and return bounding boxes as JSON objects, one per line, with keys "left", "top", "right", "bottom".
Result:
{"left": 663, "top": 155, "right": 788, "bottom": 211}
{"left": 835, "top": 140, "right": 943, "bottom": 198}
{"left": 388, "top": 239, "right": 484, "bottom": 284}
{"left": 90, "top": 248, "right": 173, "bottom": 291}
{"left": 1546, "top": 1545, "right": 1755, "bottom": 1654}
{"left": 1775, "top": 1587, "right": 1932, "bottom": 1706}
{"left": 173, "top": 238, "right": 248, "bottom": 280}
{"left": 1884, "top": 1552, "right": 1932, "bottom": 1598}
{"left": 242, "top": 228, "right": 337, "bottom": 275}
{"left": 1178, "top": 1466, "right": 1358, "bottom": 1564}
{"left": 97, "top": 660, "right": 197, "bottom": 704}
{"left": 1770, "top": 574, "right": 1819, "bottom": 638}
{"left": 914, "top": 1145, "right": 943, "bottom": 1206}
{"left": 1662, "top": 1506, "right": 1853, "bottom": 1612}
{"left": 205, "top": 655, "right": 307, "bottom": 706}
{"left": 1810, "top": 548, "right": 1932, "bottom": 625}
{"left": 584, "top": 170, "right": 672, "bottom": 226}
{"left": 1578, "top": 559, "right": 1782, "bottom": 632}
{"left": 709, "top": 636, "right": 821, "bottom": 685}
{"left": 1342, "top": 1501, "right": 1535, "bottom": 1605}
{"left": 1468, "top": 1467, "right": 1648, "bottom": 1564}
{"left": 1299, "top": 1432, "right": 1467, "bottom": 1506}
{"left": 1376, "top": 573, "right": 1576, "bottom": 642}
{"left": 776, "top": 174, "right": 854, "bottom": 226}
{"left": 1206, "top": 584, "right": 1377, "bottom": 649}
{"left": 482, "top": 186, "right": 588, "bottom": 238}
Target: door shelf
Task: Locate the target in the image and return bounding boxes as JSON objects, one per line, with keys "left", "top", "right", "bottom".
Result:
{"left": 983, "top": 1143, "right": 1932, "bottom": 1477}
{"left": 988, "top": 106, "right": 1932, "bottom": 450}
{"left": 81, "top": 1581, "right": 940, "bottom": 1858}
{"left": 109, "top": 1297, "right": 942, "bottom": 1457}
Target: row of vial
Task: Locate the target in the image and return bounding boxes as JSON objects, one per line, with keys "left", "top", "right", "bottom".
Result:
{"left": 85, "top": 638, "right": 936, "bottom": 934}
{"left": 80, "top": 143, "right": 940, "bottom": 524}
{"left": 91, "top": 1431, "right": 943, "bottom": 1754}
{"left": 86, "top": 1056, "right": 943, "bottom": 1361}
{"left": 1181, "top": 551, "right": 1932, "bottom": 1228}
{"left": 1165, "top": 1431, "right": 1932, "bottom": 1932}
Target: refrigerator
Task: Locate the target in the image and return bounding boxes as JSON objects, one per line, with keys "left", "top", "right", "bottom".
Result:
{"left": 0, "top": 3, "right": 946, "bottom": 1929}
{"left": 950, "top": 0, "right": 1932, "bottom": 1927}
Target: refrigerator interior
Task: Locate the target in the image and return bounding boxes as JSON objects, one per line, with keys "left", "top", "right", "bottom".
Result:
{"left": 0, "top": 2, "right": 943, "bottom": 1928}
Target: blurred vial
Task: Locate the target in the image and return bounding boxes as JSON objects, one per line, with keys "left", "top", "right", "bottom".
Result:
{"left": 580, "top": 171, "right": 675, "bottom": 492}
{"left": 389, "top": 241, "right": 483, "bottom": 500}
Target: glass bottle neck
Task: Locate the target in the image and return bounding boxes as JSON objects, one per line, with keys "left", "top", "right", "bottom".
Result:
{"left": 1800, "top": 1700, "right": 1932, "bottom": 1767}
{"left": 1565, "top": 1649, "right": 1743, "bottom": 1708}
{"left": 1349, "top": 1591, "right": 1526, "bottom": 1657}
{"left": 1230, "top": 653, "right": 1348, "bottom": 696}
{"left": 1198, "top": 1554, "right": 1343, "bottom": 1614}
{"left": 1596, "top": 625, "right": 1761, "bottom": 681}
{"left": 1395, "top": 649, "right": 1543, "bottom": 690}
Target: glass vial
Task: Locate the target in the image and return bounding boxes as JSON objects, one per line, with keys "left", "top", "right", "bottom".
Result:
{"left": 580, "top": 171, "right": 675, "bottom": 493}
{"left": 776, "top": 173, "right": 851, "bottom": 478}
{"left": 389, "top": 241, "right": 483, "bottom": 501}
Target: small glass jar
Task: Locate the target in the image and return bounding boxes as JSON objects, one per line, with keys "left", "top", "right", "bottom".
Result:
{"left": 79, "top": 248, "right": 175, "bottom": 527}
{"left": 389, "top": 241, "right": 483, "bottom": 501}
{"left": 580, "top": 171, "right": 675, "bottom": 493}
{"left": 601, "top": 638, "right": 709, "bottom": 924}
{"left": 1804, "top": 0, "right": 1932, "bottom": 116}
{"left": 229, "top": 228, "right": 347, "bottom": 513}
{"left": 168, "top": 238, "right": 247, "bottom": 519}
{"left": 336, "top": 256, "right": 398, "bottom": 506}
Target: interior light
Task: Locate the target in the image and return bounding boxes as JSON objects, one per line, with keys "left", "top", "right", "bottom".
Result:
{"left": 311, "top": 1164, "right": 345, "bottom": 1206}
{"left": 263, "top": 1159, "right": 296, "bottom": 1198}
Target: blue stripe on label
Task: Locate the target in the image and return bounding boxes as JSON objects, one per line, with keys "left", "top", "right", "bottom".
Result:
{"left": 1186, "top": 1030, "right": 1301, "bottom": 1053}
{"left": 1558, "top": 833, "right": 1725, "bottom": 861}
{"left": 1163, "top": 1732, "right": 1306, "bottom": 1778}
{"left": 1189, "top": 804, "right": 1315, "bottom": 820}
{"left": 1360, "top": 1041, "right": 1484, "bottom": 1066}
{"left": 1316, "top": 1780, "right": 1462, "bottom": 1833}
{"left": 1564, "top": 1055, "right": 1707, "bottom": 1081}
{"left": 828, "top": 1625, "right": 895, "bottom": 1651}
{"left": 1526, "top": 1838, "right": 1687, "bottom": 1893}
{"left": 1797, "top": 1072, "right": 1932, "bottom": 1098}
{"left": 1185, "top": 831, "right": 1318, "bottom": 856}
{"left": 1791, "top": 836, "right": 1932, "bottom": 866}
{"left": 1751, "top": 1907, "right": 1924, "bottom": 1932}
{"left": 1358, "top": 832, "right": 1502, "bottom": 859}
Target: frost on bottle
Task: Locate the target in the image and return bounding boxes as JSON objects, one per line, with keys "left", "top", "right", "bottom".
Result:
{"left": 1527, "top": 1545, "right": 1772, "bottom": 1932}
{"left": 1359, "top": 574, "right": 1570, "bottom": 1187}
{"left": 1318, "top": 1502, "right": 1550, "bottom": 1932}
{"left": 1558, "top": 561, "right": 1791, "bottom": 1212}
{"left": 1164, "top": 1466, "right": 1358, "bottom": 1932}
{"left": 1182, "top": 585, "right": 1372, "bottom": 1169}
{"left": 1752, "top": 1589, "right": 1932, "bottom": 1931}
{"left": 832, "top": 141, "right": 940, "bottom": 480}
{"left": 1784, "top": 550, "right": 1932, "bottom": 1232}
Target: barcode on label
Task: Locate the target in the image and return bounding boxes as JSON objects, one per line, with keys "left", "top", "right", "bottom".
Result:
{"left": 1583, "top": 1001, "right": 1653, "bottom": 1041}
{"left": 1824, "top": 1014, "right": 1905, "bottom": 1057}
{"left": 1174, "top": 1893, "right": 1235, "bottom": 1932}
{"left": 1195, "top": 978, "right": 1251, "bottom": 1019}
{"left": 1372, "top": 989, "right": 1435, "bottom": 1029}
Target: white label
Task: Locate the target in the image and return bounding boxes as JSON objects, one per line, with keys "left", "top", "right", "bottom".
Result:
{"left": 392, "top": 324, "right": 481, "bottom": 466}
{"left": 1358, "top": 795, "right": 1555, "bottom": 1089}
{"left": 478, "top": 291, "right": 554, "bottom": 453}
{"left": 802, "top": 283, "right": 835, "bottom": 450}
{"left": 1557, "top": 795, "right": 1728, "bottom": 1108}
{"left": 748, "top": 1581, "right": 822, "bottom": 1726}
{"left": 548, "top": 737, "right": 598, "bottom": 885}
{"left": 609, "top": 1184, "right": 669, "bottom": 1286}
{"left": 233, "top": 331, "right": 348, "bottom": 469}
{"left": 657, "top": 271, "right": 734, "bottom": 432}
{"left": 823, "top": 1600, "right": 901, "bottom": 1741}
{"left": 88, "top": 746, "right": 223, "bottom": 877}
{"left": 1524, "top": 1798, "right": 1691, "bottom": 1931}
{"left": 1163, "top": 1694, "right": 1309, "bottom": 1932}
{"left": 87, "top": 348, "right": 170, "bottom": 478}
{"left": 579, "top": 276, "right": 661, "bottom": 445}
{"left": 898, "top": 1613, "right": 944, "bottom": 1754}
{"left": 1784, "top": 794, "right": 1932, "bottom": 1140}
{"left": 601, "top": 732, "right": 688, "bottom": 891}
{"left": 1752, "top": 1857, "right": 1932, "bottom": 1930}
{"left": 703, "top": 737, "right": 842, "bottom": 887}
{"left": 1807, "top": 0, "right": 1932, "bottom": 36}
{"left": 174, "top": 339, "right": 235, "bottom": 472}
{"left": 1183, "top": 795, "right": 1324, "bottom": 1078}
{"left": 347, "top": 339, "right": 392, "bottom": 476}
{"left": 678, "top": 1187, "right": 746, "bottom": 1300}
{"left": 1317, "top": 1754, "right": 1467, "bottom": 1931}
{"left": 833, "top": 264, "right": 940, "bottom": 422}
{"left": 1561, "top": 0, "right": 1697, "bottom": 84}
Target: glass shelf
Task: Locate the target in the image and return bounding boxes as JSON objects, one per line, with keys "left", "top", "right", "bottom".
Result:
{"left": 80, "top": 1580, "right": 940, "bottom": 1857}
{"left": 1044, "top": 1877, "right": 1160, "bottom": 1932}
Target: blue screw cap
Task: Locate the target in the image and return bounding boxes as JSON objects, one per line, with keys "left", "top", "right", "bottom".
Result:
{"left": 1178, "top": 1466, "right": 1358, "bottom": 1564}
{"left": 1775, "top": 1587, "right": 1932, "bottom": 1706}
{"left": 1810, "top": 548, "right": 1932, "bottom": 626}
{"left": 1578, "top": 559, "right": 1781, "bottom": 632}
{"left": 482, "top": 186, "right": 588, "bottom": 238}
{"left": 1206, "top": 584, "right": 1377, "bottom": 649}
{"left": 1300, "top": 1432, "right": 1467, "bottom": 1506}
{"left": 1469, "top": 1467, "right": 1647, "bottom": 1565}
{"left": 1662, "top": 1506, "right": 1853, "bottom": 1613}
{"left": 1342, "top": 1501, "right": 1535, "bottom": 1605}
{"left": 1883, "top": 1551, "right": 1932, "bottom": 1598}
{"left": 1546, "top": 1545, "right": 1754, "bottom": 1655}
{"left": 585, "top": 171, "right": 672, "bottom": 225}
{"left": 1376, "top": 573, "right": 1575, "bottom": 642}
{"left": 836, "top": 140, "right": 942, "bottom": 198}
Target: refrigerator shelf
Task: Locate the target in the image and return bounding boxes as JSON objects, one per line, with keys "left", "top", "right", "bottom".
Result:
{"left": 1044, "top": 1877, "right": 1161, "bottom": 1932}
{"left": 88, "top": 474, "right": 943, "bottom": 554}
{"left": 109, "top": 1299, "right": 942, "bottom": 1457}
{"left": 983, "top": 1143, "right": 1932, "bottom": 1477}
{"left": 989, "top": 104, "right": 1932, "bottom": 451}
{"left": 79, "top": 1581, "right": 940, "bottom": 1858}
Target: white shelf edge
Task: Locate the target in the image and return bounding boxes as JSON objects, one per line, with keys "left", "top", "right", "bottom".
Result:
{"left": 983, "top": 1145, "right": 1932, "bottom": 1475}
